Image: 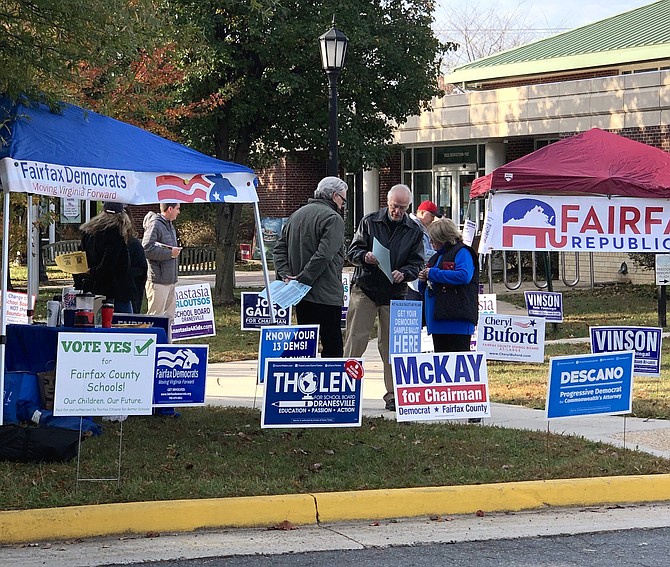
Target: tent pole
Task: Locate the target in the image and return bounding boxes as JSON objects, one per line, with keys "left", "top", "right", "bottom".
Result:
{"left": 252, "top": 202, "right": 275, "bottom": 323}
{"left": 0, "top": 188, "right": 10, "bottom": 424}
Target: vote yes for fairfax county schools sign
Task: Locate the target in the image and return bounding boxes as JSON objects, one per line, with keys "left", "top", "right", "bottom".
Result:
{"left": 258, "top": 325, "right": 319, "bottom": 384}
{"left": 391, "top": 352, "right": 490, "bottom": 422}
{"left": 173, "top": 283, "right": 216, "bottom": 341}
{"left": 590, "top": 326, "right": 662, "bottom": 377}
{"left": 476, "top": 314, "right": 546, "bottom": 363}
{"left": 153, "top": 345, "right": 209, "bottom": 406}
{"left": 261, "top": 358, "right": 364, "bottom": 428}
{"left": 54, "top": 332, "right": 158, "bottom": 416}
{"left": 546, "top": 351, "right": 634, "bottom": 419}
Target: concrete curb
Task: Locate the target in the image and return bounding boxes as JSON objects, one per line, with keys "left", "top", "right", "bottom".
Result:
{"left": 3, "top": 474, "right": 670, "bottom": 544}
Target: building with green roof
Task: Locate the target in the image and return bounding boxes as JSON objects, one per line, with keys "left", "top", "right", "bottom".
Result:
{"left": 389, "top": 0, "right": 670, "bottom": 284}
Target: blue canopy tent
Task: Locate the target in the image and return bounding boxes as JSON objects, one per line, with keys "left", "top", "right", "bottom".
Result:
{"left": 0, "top": 98, "right": 271, "bottom": 424}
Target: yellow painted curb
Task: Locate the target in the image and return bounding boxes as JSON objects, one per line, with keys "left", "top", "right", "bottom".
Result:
{"left": 314, "top": 474, "right": 670, "bottom": 523}
{"left": 0, "top": 493, "right": 316, "bottom": 545}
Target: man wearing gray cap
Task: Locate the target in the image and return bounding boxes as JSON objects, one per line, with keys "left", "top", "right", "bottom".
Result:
{"left": 273, "top": 176, "right": 348, "bottom": 357}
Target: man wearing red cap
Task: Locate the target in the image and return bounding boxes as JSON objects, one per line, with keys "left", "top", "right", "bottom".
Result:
{"left": 407, "top": 200, "right": 441, "bottom": 302}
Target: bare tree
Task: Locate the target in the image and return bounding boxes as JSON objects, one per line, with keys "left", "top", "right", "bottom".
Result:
{"left": 433, "top": 1, "right": 562, "bottom": 74}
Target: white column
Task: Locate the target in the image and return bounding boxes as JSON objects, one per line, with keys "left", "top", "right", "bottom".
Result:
{"left": 484, "top": 141, "right": 505, "bottom": 173}
{"left": 362, "top": 168, "right": 379, "bottom": 216}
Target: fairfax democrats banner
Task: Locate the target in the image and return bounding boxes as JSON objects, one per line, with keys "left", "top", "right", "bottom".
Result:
{"left": 480, "top": 193, "right": 670, "bottom": 253}
{"left": 391, "top": 352, "right": 490, "bottom": 423}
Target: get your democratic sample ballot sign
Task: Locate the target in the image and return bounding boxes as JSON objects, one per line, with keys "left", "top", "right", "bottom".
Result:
{"left": 590, "top": 326, "right": 662, "bottom": 377}
{"left": 546, "top": 351, "right": 634, "bottom": 419}
{"left": 258, "top": 325, "right": 319, "bottom": 384}
{"left": 389, "top": 300, "right": 422, "bottom": 356}
{"left": 391, "top": 352, "right": 490, "bottom": 422}
{"left": 261, "top": 358, "right": 364, "bottom": 428}
{"left": 54, "top": 332, "right": 158, "bottom": 416}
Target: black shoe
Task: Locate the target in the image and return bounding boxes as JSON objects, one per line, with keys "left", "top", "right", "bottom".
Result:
{"left": 467, "top": 418, "right": 481, "bottom": 424}
{"left": 385, "top": 398, "right": 396, "bottom": 412}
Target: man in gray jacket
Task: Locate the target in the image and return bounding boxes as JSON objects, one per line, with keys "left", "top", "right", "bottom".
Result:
{"left": 142, "top": 203, "right": 182, "bottom": 326}
{"left": 273, "top": 176, "right": 348, "bottom": 357}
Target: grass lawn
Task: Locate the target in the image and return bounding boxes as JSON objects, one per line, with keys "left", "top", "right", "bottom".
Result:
{"left": 3, "top": 271, "right": 669, "bottom": 511}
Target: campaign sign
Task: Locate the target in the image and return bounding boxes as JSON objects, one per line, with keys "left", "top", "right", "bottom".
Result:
{"left": 4, "top": 291, "right": 29, "bottom": 324}
{"left": 173, "top": 283, "right": 216, "bottom": 340}
{"left": 112, "top": 313, "right": 170, "bottom": 338}
{"left": 390, "top": 300, "right": 422, "bottom": 356}
{"left": 258, "top": 325, "right": 319, "bottom": 384}
{"left": 240, "top": 292, "right": 291, "bottom": 330}
{"left": 261, "top": 358, "right": 364, "bottom": 428}
{"left": 392, "top": 352, "right": 490, "bottom": 423}
{"left": 524, "top": 291, "right": 563, "bottom": 322}
{"left": 54, "top": 332, "right": 158, "bottom": 416}
{"left": 341, "top": 273, "right": 350, "bottom": 326}
{"left": 590, "top": 326, "right": 662, "bottom": 377}
{"left": 546, "top": 351, "right": 634, "bottom": 419}
{"left": 472, "top": 293, "right": 498, "bottom": 350}
{"left": 476, "top": 313, "right": 545, "bottom": 363}
{"left": 153, "top": 345, "right": 209, "bottom": 406}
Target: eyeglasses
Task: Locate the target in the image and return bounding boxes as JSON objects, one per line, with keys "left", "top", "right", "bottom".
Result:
{"left": 336, "top": 193, "right": 347, "bottom": 205}
{"left": 388, "top": 202, "right": 409, "bottom": 212}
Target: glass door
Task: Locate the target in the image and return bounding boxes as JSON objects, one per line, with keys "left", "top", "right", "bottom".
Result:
{"left": 434, "top": 172, "right": 452, "bottom": 220}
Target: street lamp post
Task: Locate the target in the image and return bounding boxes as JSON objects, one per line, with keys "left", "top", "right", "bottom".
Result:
{"left": 319, "top": 20, "right": 349, "bottom": 177}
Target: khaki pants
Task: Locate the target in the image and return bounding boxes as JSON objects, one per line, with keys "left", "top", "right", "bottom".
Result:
{"left": 145, "top": 282, "right": 176, "bottom": 337}
{"left": 343, "top": 286, "right": 393, "bottom": 402}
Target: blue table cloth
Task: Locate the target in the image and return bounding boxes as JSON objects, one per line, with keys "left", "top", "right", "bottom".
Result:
{"left": 6, "top": 324, "right": 168, "bottom": 374}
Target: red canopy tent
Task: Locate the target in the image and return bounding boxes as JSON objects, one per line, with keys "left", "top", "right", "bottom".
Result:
{"left": 470, "top": 128, "right": 670, "bottom": 199}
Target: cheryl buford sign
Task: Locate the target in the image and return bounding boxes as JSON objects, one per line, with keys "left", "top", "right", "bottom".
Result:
{"left": 153, "top": 345, "right": 209, "bottom": 406}
{"left": 390, "top": 300, "right": 422, "bottom": 355}
{"left": 173, "top": 283, "right": 215, "bottom": 341}
{"left": 476, "top": 314, "right": 546, "bottom": 363}
{"left": 258, "top": 325, "right": 319, "bottom": 384}
{"left": 261, "top": 358, "right": 364, "bottom": 428}
{"left": 524, "top": 291, "right": 563, "bottom": 323}
{"left": 240, "top": 292, "right": 291, "bottom": 330}
{"left": 54, "top": 332, "right": 158, "bottom": 416}
{"left": 590, "top": 326, "right": 662, "bottom": 377}
{"left": 391, "top": 352, "right": 490, "bottom": 423}
{"left": 480, "top": 193, "right": 670, "bottom": 253}
{"left": 546, "top": 351, "right": 634, "bottom": 419}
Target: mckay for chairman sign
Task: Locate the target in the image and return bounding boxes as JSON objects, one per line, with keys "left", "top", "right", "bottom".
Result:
{"left": 546, "top": 351, "right": 634, "bottom": 419}
{"left": 261, "top": 358, "right": 364, "bottom": 428}
{"left": 391, "top": 352, "right": 490, "bottom": 423}
{"left": 54, "top": 332, "right": 158, "bottom": 416}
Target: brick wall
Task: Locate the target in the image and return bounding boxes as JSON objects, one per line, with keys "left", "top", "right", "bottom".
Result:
{"left": 480, "top": 69, "right": 616, "bottom": 90}
{"left": 256, "top": 153, "right": 327, "bottom": 218}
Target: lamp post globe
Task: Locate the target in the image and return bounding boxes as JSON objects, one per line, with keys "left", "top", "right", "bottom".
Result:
{"left": 319, "top": 21, "right": 348, "bottom": 177}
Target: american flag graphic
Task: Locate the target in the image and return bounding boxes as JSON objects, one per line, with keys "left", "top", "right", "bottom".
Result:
{"left": 514, "top": 320, "right": 537, "bottom": 328}
{"left": 155, "top": 174, "right": 238, "bottom": 202}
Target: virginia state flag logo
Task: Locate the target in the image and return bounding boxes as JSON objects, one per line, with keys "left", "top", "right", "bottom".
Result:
{"left": 501, "top": 198, "right": 566, "bottom": 248}
{"left": 155, "top": 173, "right": 238, "bottom": 202}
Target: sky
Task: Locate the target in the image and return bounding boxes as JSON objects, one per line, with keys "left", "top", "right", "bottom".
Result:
{"left": 436, "top": 0, "right": 654, "bottom": 31}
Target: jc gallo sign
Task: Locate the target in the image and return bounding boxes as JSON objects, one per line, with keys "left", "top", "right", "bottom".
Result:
{"left": 54, "top": 332, "right": 158, "bottom": 416}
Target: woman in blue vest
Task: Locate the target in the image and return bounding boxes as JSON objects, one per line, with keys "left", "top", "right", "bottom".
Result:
{"left": 418, "top": 218, "right": 479, "bottom": 353}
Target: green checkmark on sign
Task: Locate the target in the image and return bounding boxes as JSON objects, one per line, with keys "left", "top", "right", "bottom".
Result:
{"left": 134, "top": 337, "right": 155, "bottom": 356}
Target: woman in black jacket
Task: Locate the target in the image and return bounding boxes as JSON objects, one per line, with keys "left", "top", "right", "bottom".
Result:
{"left": 74, "top": 202, "right": 134, "bottom": 313}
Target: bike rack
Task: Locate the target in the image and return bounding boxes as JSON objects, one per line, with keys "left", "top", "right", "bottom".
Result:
{"left": 560, "top": 252, "right": 580, "bottom": 287}
{"left": 502, "top": 250, "right": 522, "bottom": 290}
{"left": 531, "top": 251, "right": 549, "bottom": 289}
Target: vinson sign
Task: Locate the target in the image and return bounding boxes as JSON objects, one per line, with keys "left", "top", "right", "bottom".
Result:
{"left": 480, "top": 194, "right": 670, "bottom": 252}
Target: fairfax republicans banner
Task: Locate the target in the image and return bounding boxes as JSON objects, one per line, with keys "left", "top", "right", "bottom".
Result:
{"left": 546, "top": 351, "right": 634, "bottom": 419}
{"left": 479, "top": 193, "right": 670, "bottom": 253}
{"left": 261, "top": 358, "right": 364, "bottom": 428}
{"left": 590, "top": 326, "right": 663, "bottom": 377}
{"left": 391, "top": 352, "right": 490, "bottom": 422}
{"left": 0, "top": 159, "right": 258, "bottom": 204}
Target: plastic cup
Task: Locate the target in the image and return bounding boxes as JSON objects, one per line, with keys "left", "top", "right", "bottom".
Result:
{"left": 101, "top": 304, "right": 114, "bottom": 328}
